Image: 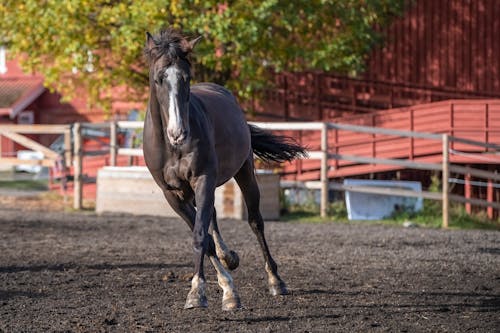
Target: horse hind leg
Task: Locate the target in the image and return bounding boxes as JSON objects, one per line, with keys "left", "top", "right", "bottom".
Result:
{"left": 234, "top": 159, "right": 289, "bottom": 296}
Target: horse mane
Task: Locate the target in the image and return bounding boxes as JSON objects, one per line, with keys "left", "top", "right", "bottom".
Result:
{"left": 144, "top": 28, "right": 192, "bottom": 63}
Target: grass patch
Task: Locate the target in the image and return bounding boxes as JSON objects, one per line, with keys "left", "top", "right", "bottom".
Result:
{"left": 0, "top": 179, "right": 48, "bottom": 191}
{"left": 280, "top": 210, "right": 328, "bottom": 223}
{"left": 281, "top": 199, "right": 500, "bottom": 231}
{"left": 389, "top": 200, "right": 500, "bottom": 230}
{"left": 280, "top": 201, "right": 349, "bottom": 224}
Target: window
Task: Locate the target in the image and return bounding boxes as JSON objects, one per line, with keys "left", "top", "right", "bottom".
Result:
{"left": 18, "top": 110, "right": 34, "bottom": 124}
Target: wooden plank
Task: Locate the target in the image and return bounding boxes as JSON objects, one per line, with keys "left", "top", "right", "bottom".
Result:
{"left": 82, "top": 150, "right": 109, "bottom": 156}
{"left": 64, "top": 128, "right": 72, "bottom": 168}
{"left": 329, "top": 153, "right": 443, "bottom": 171}
{"left": 442, "top": 134, "right": 449, "bottom": 228}
{"left": 0, "top": 157, "right": 55, "bottom": 167}
{"left": 0, "top": 124, "right": 69, "bottom": 134}
{"left": 471, "top": 0, "right": 478, "bottom": 91}
{"left": 450, "top": 194, "right": 500, "bottom": 210}
{"left": 282, "top": 182, "right": 500, "bottom": 210}
{"left": 0, "top": 130, "right": 59, "bottom": 160}
{"left": 483, "top": 0, "right": 491, "bottom": 91}
{"left": 250, "top": 122, "right": 324, "bottom": 130}
{"left": 330, "top": 182, "right": 443, "bottom": 200}
{"left": 449, "top": 135, "right": 500, "bottom": 150}
{"left": 117, "top": 148, "right": 143, "bottom": 157}
{"left": 80, "top": 122, "right": 110, "bottom": 129}
{"left": 320, "top": 123, "right": 328, "bottom": 218}
{"left": 328, "top": 122, "right": 442, "bottom": 140}
{"left": 110, "top": 122, "right": 117, "bottom": 166}
{"left": 448, "top": 0, "right": 457, "bottom": 87}
{"left": 281, "top": 180, "right": 442, "bottom": 200}
{"left": 449, "top": 164, "right": 500, "bottom": 182}
{"left": 117, "top": 121, "right": 144, "bottom": 129}
{"left": 73, "top": 123, "right": 83, "bottom": 210}
{"left": 494, "top": 0, "right": 500, "bottom": 90}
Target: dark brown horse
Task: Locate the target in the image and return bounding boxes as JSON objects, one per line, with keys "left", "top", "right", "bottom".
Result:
{"left": 143, "top": 28, "right": 306, "bottom": 310}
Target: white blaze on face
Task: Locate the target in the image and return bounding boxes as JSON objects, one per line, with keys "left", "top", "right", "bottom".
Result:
{"left": 165, "top": 66, "right": 184, "bottom": 143}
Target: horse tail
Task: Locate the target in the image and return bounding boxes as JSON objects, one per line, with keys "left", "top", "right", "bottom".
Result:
{"left": 248, "top": 124, "right": 308, "bottom": 163}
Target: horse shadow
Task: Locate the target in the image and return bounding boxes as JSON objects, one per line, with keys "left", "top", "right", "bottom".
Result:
{"left": 296, "top": 287, "right": 500, "bottom": 313}
{"left": 0, "top": 261, "right": 190, "bottom": 274}
{"left": 0, "top": 290, "right": 47, "bottom": 301}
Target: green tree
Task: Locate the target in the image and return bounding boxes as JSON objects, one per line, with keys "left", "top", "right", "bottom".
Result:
{"left": 0, "top": 0, "right": 407, "bottom": 111}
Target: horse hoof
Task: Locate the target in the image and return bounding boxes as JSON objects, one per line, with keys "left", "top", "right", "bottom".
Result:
{"left": 184, "top": 295, "right": 208, "bottom": 309}
{"left": 222, "top": 296, "right": 242, "bottom": 311}
{"left": 269, "top": 281, "right": 289, "bottom": 296}
{"left": 222, "top": 250, "right": 240, "bottom": 271}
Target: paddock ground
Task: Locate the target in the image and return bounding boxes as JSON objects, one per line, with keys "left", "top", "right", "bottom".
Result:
{"left": 0, "top": 205, "right": 499, "bottom": 332}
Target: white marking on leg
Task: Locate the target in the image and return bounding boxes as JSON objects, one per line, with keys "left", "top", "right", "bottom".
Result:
{"left": 184, "top": 273, "right": 207, "bottom": 308}
{"left": 209, "top": 256, "right": 240, "bottom": 307}
{"left": 190, "top": 273, "right": 205, "bottom": 291}
{"left": 265, "top": 262, "right": 280, "bottom": 286}
{"left": 265, "top": 263, "right": 288, "bottom": 296}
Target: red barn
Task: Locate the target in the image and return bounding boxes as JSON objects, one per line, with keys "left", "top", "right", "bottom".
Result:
{"left": 0, "top": 53, "right": 143, "bottom": 157}
{"left": 254, "top": 0, "right": 500, "bottom": 120}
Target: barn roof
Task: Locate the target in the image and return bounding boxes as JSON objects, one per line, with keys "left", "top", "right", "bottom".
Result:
{"left": 0, "top": 77, "right": 46, "bottom": 119}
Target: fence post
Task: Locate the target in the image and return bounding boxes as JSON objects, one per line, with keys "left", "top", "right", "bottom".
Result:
{"left": 487, "top": 178, "right": 494, "bottom": 219}
{"left": 320, "top": 122, "right": 329, "bottom": 218}
{"left": 110, "top": 121, "right": 117, "bottom": 166}
{"left": 73, "top": 123, "right": 83, "bottom": 210}
{"left": 464, "top": 172, "right": 472, "bottom": 214}
{"left": 64, "top": 127, "right": 72, "bottom": 168}
{"left": 442, "top": 134, "right": 449, "bottom": 228}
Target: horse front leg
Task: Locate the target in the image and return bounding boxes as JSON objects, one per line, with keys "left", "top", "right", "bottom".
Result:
{"left": 211, "top": 209, "right": 239, "bottom": 271}
{"left": 184, "top": 175, "right": 215, "bottom": 309}
{"left": 209, "top": 209, "right": 241, "bottom": 310}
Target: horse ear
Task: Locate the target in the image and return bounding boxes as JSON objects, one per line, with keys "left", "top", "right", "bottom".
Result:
{"left": 187, "top": 35, "right": 202, "bottom": 51}
{"left": 146, "top": 32, "right": 155, "bottom": 50}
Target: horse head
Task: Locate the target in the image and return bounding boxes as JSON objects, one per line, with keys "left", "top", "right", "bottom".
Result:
{"left": 145, "top": 29, "right": 201, "bottom": 146}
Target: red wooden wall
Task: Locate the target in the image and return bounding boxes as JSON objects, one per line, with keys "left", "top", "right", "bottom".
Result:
{"left": 280, "top": 99, "right": 500, "bottom": 181}
{"left": 367, "top": 0, "right": 500, "bottom": 93}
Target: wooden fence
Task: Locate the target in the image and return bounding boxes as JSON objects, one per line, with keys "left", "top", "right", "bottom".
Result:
{"left": 0, "top": 124, "right": 72, "bottom": 168}
{"left": 0, "top": 124, "right": 72, "bottom": 197}
{"left": 0, "top": 121, "right": 497, "bottom": 227}
{"left": 90, "top": 120, "right": 499, "bottom": 227}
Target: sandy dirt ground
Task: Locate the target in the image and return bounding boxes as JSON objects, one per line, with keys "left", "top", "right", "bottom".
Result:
{"left": 0, "top": 197, "right": 499, "bottom": 332}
